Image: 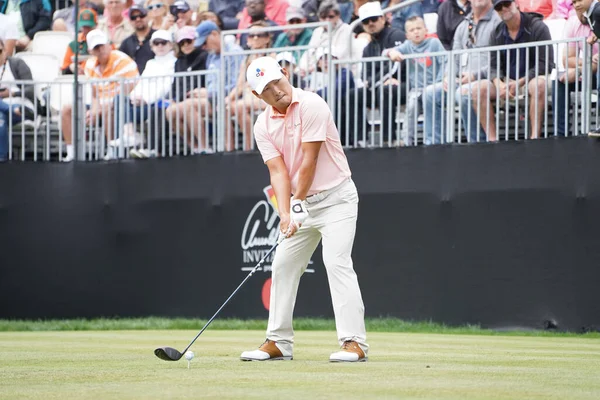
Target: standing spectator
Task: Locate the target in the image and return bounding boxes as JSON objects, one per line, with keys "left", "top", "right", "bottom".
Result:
{"left": 383, "top": 0, "right": 424, "bottom": 40}
{"left": 238, "top": 0, "right": 289, "bottom": 29}
{"left": 468, "top": 0, "right": 553, "bottom": 140}
{"left": 97, "top": 0, "right": 135, "bottom": 47}
{"left": 170, "top": 0, "right": 197, "bottom": 29}
{"left": 119, "top": 5, "right": 156, "bottom": 73}
{"left": 0, "top": 38, "right": 34, "bottom": 161}
{"left": 53, "top": 0, "right": 99, "bottom": 32}
{"left": 60, "top": 29, "right": 139, "bottom": 161}
{"left": 0, "top": 0, "right": 52, "bottom": 52}
{"left": 516, "top": 0, "right": 554, "bottom": 19}
{"left": 61, "top": 8, "right": 98, "bottom": 75}
{"left": 145, "top": 0, "right": 171, "bottom": 30}
{"left": 384, "top": 16, "right": 445, "bottom": 146}
{"left": 209, "top": 0, "right": 244, "bottom": 30}
{"left": 0, "top": 11, "right": 19, "bottom": 56}
{"left": 437, "top": 0, "right": 472, "bottom": 50}
{"left": 273, "top": 7, "right": 313, "bottom": 62}
{"left": 238, "top": 0, "right": 282, "bottom": 49}
{"left": 423, "top": 0, "right": 500, "bottom": 144}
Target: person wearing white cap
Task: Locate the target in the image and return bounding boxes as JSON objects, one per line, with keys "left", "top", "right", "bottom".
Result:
{"left": 239, "top": 56, "right": 368, "bottom": 363}
{"left": 60, "top": 29, "right": 139, "bottom": 161}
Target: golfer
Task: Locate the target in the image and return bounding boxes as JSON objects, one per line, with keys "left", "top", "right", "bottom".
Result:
{"left": 240, "top": 56, "right": 368, "bottom": 362}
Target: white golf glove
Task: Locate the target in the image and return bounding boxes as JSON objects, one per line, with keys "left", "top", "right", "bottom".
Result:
{"left": 290, "top": 199, "right": 308, "bottom": 227}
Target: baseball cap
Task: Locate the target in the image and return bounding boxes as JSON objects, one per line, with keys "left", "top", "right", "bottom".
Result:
{"left": 129, "top": 5, "right": 148, "bottom": 18}
{"left": 151, "top": 29, "right": 173, "bottom": 43}
{"left": 175, "top": 26, "right": 196, "bottom": 43}
{"left": 170, "top": 0, "right": 190, "bottom": 16}
{"left": 86, "top": 29, "right": 108, "bottom": 49}
{"left": 195, "top": 20, "right": 219, "bottom": 47}
{"left": 493, "top": 0, "right": 514, "bottom": 8}
{"left": 358, "top": 1, "right": 383, "bottom": 21}
{"left": 276, "top": 51, "right": 296, "bottom": 66}
{"left": 246, "top": 56, "right": 284, "bottom": 95}
{"left": 286, "top": 7, "right": 304, "bottom": 21}
{"left": 78, "top": 9, "right": 97, "bottom": 28}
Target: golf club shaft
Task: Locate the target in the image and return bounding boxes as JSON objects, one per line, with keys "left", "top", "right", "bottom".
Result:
{"left": 180, "top": 241, "right": 280, "bottom": 354}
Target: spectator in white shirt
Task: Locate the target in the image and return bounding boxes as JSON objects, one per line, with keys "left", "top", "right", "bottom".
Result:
{"left": 0, "top": 13, "right": 19, "bottom": 56}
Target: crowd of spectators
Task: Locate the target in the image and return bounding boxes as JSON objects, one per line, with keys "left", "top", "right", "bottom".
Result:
{"left": 0, "top": 0, "right": 599, "bottom": 161}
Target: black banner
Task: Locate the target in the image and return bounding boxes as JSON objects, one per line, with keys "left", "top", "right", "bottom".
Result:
{"left": 1, "top": 137, "right": 599, "bottom": 331}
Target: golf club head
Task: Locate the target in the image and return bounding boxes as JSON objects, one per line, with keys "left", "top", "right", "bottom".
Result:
{"left": 154, "top": 347, "right": 183, "bottom": 361}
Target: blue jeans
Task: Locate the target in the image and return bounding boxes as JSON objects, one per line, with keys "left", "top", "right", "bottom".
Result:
{"left": 0, "top": 99, "right": 22, "bottom": 161}
{"left": 552, "top": 74, "right": 598, "bottom": 137}
{"left": 423, "top": 82, "right": 486, "bottom": 145}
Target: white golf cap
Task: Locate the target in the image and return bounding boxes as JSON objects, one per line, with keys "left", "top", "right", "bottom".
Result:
{"left": 358, "top": 1, "right": 383, "bottom": 21}
{"left": 86, "top": 29, "right": 108, "bottom": 49}
{"left": 246, "top": 56, "right": 284, "bottom": 95}
{"left": 276, "top": 51, "right": 296, "bottom": 66}
{"left": 151, "top": 29, "right": 173, "bottom": 43}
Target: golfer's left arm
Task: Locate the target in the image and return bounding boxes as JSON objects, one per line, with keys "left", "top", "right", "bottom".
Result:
{"left": 293, "top": 141, "right": 322, "bottom": 201}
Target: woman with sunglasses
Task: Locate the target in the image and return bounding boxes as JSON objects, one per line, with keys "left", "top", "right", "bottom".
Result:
{"left": 226, "top": 21, "right": 274, "bottom": 151}
{"left": 145, "top": 0, "right": 173, "bottom": 31}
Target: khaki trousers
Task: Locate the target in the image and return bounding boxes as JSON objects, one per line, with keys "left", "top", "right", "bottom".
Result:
{"left": 266, "top": 178, "right": 368, "bottom": 354}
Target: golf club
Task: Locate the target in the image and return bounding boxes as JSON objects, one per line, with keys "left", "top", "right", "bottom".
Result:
{"left": 154, "top": 239, "right": 281, "bottom": 361}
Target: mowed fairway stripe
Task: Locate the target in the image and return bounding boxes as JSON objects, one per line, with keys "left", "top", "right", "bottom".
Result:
{"left": 0, "top": 330, "right": 598, "bottom": 400}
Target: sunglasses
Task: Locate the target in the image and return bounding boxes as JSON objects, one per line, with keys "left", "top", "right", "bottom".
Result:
{"left": 178, "top": 38, "right": 193, "bottom": 45}
{"left": 147, "top": 3, "right": 164, "bottom": 10}
{"left": 153, "top": 39, "right": 169, "bottom": 46}
{"left": 288, "top": 18, "right": 302, "bottom": 24}
{"left": 130, "top": 14, "right": 146, "bottom": 20}
{"left": 494, "top": 1, "right": 512, "bottom": 11}
{"left": 248, "top": 33, "right": 269, "bottom": 39}
{"left": 361, "top": 16, "right": 380, "bottom": 25}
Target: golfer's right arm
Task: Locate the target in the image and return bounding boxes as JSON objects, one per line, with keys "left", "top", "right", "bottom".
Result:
{"left": 266, "top": 157, "right": 293, "bottom": 234}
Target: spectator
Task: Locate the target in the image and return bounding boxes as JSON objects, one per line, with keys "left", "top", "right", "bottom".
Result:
{"left": 555, "top": 0, "right": 575, "bottom": 19}
{"left": 469, "top": 0, "right": 553, "bottom": 140}
{"left": 276, "top": 51, "right": 303, "bottom": 87}
{"left": 0, "top": 11, "right": 19, "bottom": 56}
{"left": 289, "top": 0, "right": 319, "bottom": 22}
{"left": 170, "top": 0, "right": 197, "bottom": 29}
{"left": 314, "top": 47, "right": 355, "bottom": 100}
{"left": 145, "top": 0, "right": 171, "bottom": 30}
{"left": 197, "top": 10, "right": 225, "bottom": 29}
{"left": 554, "top": 9, "right": 598, "bottom": 136}
{"left": 516, "top": 0, "right": 554, "bottom": 19}
{"left": 112, "top": 29, "right": 177, "bottom": 155}
{"left": 382, "top": 0, "right": 424, "bottom": 41}
{"left": 238, "top": 0, "right": 282, "bottom": 49}
{"left": 60, "top": 29, "right": 139, "bottom": 162}
{"left": 166, "top": 26, "right": 208, "bottom": 154}
{"left": 347, "top": 1, "right": 406, "bottom": 145}
{"left": 350, "top": 0, "right": 369, "bottom": 34}
{"left": 576, "top": 0, "right": 600, "bottom": 136}
{"left": 422, "top": 0, "right": 442, "bottom": 14}
{"left": 61, "top": 8, "right": 98, "bottom": 75}
{"left": 273, "top": 7, "right": 313, "bottom": 62}
{"left": 209, "top": 0, "right": 245, "bottom": 30}
{"left": 0, "top": 0, "right": 52, "bottom": 52}
{"left": 97, "top": 0, "right": 135, "bottom": 47}
{"left": 437, "top": 0, "right": 472, "bottom": 50}
{"left": 423, "top": 0, "right": 500, "bottom": 144}
{"left": 0, "top": 38, "right": 34, "bottom": 161}
{"left": 119, "top": 5, "right": 156, "bottom": 73}
{"left": 53, "top": 0, "right": 99, "bottom": 32}
{"left": 226, "top": 21, "right": 274, "bottom": 151}
{"left": 385, "top": 16, "right": 445, "bottom": 146}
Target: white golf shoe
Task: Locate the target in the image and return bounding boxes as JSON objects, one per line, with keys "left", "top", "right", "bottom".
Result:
{"left": 329, "top": 340, "right": 368, "bottom": 362}
{"left": 240, "top": 339, "right": 293, "bottom": 361}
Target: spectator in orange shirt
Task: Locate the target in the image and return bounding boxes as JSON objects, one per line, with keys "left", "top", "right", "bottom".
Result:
{"left": 60, "top": 29, "right": 139, "bottom": 161}
{"left": 61, "top": 9, "right": 98, "bottom": 75}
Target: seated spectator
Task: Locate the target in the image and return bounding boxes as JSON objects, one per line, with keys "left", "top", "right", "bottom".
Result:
{"left": 0, "top": 12, "right": 19, "bottom": 56}
{"left": 385, "top": 16, "right": 444, "bottom": 146}
{"left": 350, "top": 0, "right": 369, "bottom": 34}
{"left": 423, "top": 0, "right": 500, "bottom": 144}
{"left": 290, "top": 0, "right": 319, "bottom": 22}
{"left": 97, "top": 0, "right": 135, "bottom": 48}
{"left": 165, "top": 26, "right": 209, "bottom": 154}
{"left": 226, "top": 21, "right": 274, "bottom": 151}
{"left": 0, "top": 38, "right": 34, "bottom": 161}
{"left": 553, "top": 9, "right": 598, "bottom": 136}
{"left": 1, "top": 0, "right": 52, "bottom": 52}
{"left": 53, "top": 0, "right": 99, "bottom": 32}
{"left": 468, "top": 0, "right": 553, "bottom": 140}
{"left": 238, "top": 0, "right": 282, "bottom": 49}
{"left": 276, "top": 51, "right": 303, "bottom": 87}
{"left": 382, "top": 0, "right": 424, "bottom": 41}
{"left": 437, "top": 0, "right": 472, "bottom": 50}
{"left": 198, "top": 10, "right": 225, "bottom": 29}
{"left": 119, "top": 5, "right": 156, "bottom": 73}
{"left": 170, "top": 0, "right": 198, "bottom": 29}
{"left": 60, "top": 29, "right": 139, "bottom": 161}
{"left": 516, "top": 0, "right": 554, "bottom": 19}
{"left": 61, "top": 9, "right": 98, "bottom": 75}
{"left": 209, "top": 0, "right": 245, "bottom": 30}
{"left": 273, "top": 7, "right": 313, "bottom": 62}
{"left": 145, "top": 0, "right": 172, "bottom": 30}
{"left": 111, "top": 29, "right": 177, "bottom": 155}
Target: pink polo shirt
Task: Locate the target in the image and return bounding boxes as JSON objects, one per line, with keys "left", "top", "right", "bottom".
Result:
{"left": 254, "top": 87, "right": 351, "bottom": 196}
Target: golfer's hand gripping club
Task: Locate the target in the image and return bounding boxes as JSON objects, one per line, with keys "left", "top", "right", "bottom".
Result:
{"left": 282, "top": 199, "right": 308, "bottom": 239}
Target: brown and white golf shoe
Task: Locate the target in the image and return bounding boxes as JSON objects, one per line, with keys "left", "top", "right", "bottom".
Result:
{"left": 240, "top": 339, "right": 293, "bottom": 361}
{"left": 329, "top": 340, "right": 368, "bottom": 362}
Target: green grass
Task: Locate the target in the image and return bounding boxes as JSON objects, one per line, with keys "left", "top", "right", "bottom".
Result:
{"left": 0, "top": 330, "right": 599, "bottom": 399}
{"left": 1, "top": 318, "right": 599, "bottom": 338}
